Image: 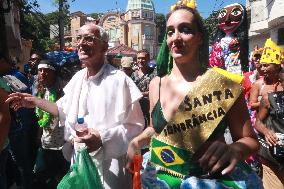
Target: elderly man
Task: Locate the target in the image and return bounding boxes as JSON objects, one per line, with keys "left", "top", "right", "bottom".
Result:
{"left": 6, "top": 23, "right": 144, "bottom": 189}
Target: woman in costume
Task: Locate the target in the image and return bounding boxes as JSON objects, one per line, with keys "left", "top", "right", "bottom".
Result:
{"left": 127, "top": 0, "right": 262, "bottom": 188}
{"left": 209, "top": 3, "right": 248, "bottom": 75}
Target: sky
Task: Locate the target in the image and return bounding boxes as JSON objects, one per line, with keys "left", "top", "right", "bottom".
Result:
{"left": 35, "top": 0, "right": 246, "bottom": 18}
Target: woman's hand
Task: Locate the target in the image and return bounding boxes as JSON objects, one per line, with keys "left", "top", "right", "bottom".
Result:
{"left": 5, "top": 92, "right": 38, "bottom": 110}
{"left": 126, "top": 138, "right": 140, "bottom": 172}
{"left": 264, "top": 129, "right": 277, "bottom": 146}
{"left": 198, "top": 141, "right": 242, "bottom": 176}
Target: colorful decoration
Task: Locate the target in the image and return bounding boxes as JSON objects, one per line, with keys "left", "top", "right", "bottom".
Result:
{"left": 209, "top": 3, "right": 248, "bottom": 74}
{"left": 218, "top": 4, "right": 244, "bottom": 34}
{"left": 260, "top": 38, "right": 284, "bottom": 65}
{"left": 45, "top": 51, "right": 80, "bottom": 67}
{"left": 36, "top": 89, "right": 57, "bottom": 127}
{"left": 171, "top": 0, "right": 197, "bottom": 11}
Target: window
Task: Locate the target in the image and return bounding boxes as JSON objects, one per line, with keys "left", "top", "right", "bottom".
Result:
{"left": 278, "top": 28, "right": 284, "bottom": 45}
{"left": 144, "top": 25, "right": 151, "bottom": 35}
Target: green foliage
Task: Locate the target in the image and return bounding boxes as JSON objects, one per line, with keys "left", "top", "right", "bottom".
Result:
{"left": 20, "top": 11, "right": 56, "bottom": 53}
{"left": 204, "top": 10, "right": 220, "bottom": 44}
{"left": 87, "top": 13, "right": 104, "bottom": 19}
{"left": 20, "top": 0, "right": 73, "bottom": 53}
{"left": 45, "top": 10, "right": 70, "bottom": 26}
{"left": 155, "top": 13, "right": 166, "bottom": 44}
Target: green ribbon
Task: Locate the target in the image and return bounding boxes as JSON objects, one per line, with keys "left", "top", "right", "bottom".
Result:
{"left": 156, "top": 34, "right": 173, "bottom": 77}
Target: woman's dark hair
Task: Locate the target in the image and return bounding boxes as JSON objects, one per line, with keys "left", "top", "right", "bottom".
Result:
{"left": 166, "top": 5, "right": 209, "bottom": 71}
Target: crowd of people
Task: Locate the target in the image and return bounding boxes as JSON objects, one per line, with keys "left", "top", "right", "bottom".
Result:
{"left": 1, "top": 0, "right": 284, "bottom": 189}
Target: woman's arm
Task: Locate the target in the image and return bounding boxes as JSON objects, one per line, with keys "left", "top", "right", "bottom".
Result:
{"left": 255, "top": 97, "right": 277, "bottom": 146}
{"left": 226, "top": 92, "right": 260, "bottom": 159}
{"left": 199, "top": 92, "right": 259, "bottom": 175}
{"left": 126, "top": 77, "right": 160, "bottom": 169}
{"left": 249, "top": 81, "right": 261, "bottom": 110}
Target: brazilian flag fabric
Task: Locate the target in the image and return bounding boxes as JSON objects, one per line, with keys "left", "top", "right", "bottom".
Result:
{"left": 150, "top": 138, "right": 202, "bottom": 178}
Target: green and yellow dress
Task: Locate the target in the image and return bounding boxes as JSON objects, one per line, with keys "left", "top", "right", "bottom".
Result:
{"left": 141, "top": 68, "right": 262, "bottom": 189}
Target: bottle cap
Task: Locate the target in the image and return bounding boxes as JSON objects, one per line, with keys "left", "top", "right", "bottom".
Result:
{"left": 77, "top": 117, "right": 84, "bottom": 124}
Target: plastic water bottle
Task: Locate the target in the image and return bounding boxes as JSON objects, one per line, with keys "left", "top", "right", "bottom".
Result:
{"left": 74, "top": 117, "right": 88, "bottom": 137}
{"left": 74, "top": 118, "right": 88, "bottom": 153}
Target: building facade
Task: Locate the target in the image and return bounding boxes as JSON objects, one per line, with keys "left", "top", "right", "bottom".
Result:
{"left": 0, "top": 0, "right": 32, "bottom": 70}
{"left": 124, "top": 0, "right": 157, "bottom": 58}
{"left": 247, "top": 0, "right": 284, "bottom": 52}
{"left": 0, "top": 0, "right": 23, "bottom": 58}
{"left": 67, "top": 0, "right": 157, "bottom": 58}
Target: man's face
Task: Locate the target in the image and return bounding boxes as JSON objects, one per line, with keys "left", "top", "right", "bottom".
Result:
{"left": 137, "top": 52, "right": 149, "bottom": 68}
{"left": 29, "top": 54, "right": 41, "bottom": 67}
{"left": 76, "top": 25, "right": 107, "bottom": 67}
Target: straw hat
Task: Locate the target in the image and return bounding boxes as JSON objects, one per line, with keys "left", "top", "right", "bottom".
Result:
{"left": 121, "top": 57, "right": 133, "bottom": 68}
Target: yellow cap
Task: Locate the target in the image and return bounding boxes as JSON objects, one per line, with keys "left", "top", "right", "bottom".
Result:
{"left": 260, "top": 38, "right": 284, "bottom": 65}
{"left": 171, "top": 0, "right": 197, "bottom": 11}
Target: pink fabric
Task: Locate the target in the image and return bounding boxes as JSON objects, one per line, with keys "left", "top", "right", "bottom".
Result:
{"left": 209, "top": 42, "right": 224, "bottom": 68}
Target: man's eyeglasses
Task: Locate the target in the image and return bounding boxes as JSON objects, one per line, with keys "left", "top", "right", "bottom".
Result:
{"left": 76, "top": 34, "right": 104, "bottom": 44}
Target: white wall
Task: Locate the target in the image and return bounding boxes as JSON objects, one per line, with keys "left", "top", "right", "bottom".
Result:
{"left": 248, "top": 0, "right": 284, "bottom": 51}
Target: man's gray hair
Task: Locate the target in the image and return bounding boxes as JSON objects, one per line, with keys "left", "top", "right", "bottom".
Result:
{"left": 96, "top": 25, "right": 109, "bottom": 43}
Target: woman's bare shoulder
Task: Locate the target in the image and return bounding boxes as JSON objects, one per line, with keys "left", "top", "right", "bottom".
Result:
{"left": 150, "top": 76, "right": 160, "bottom": 85}
{"left": 253, "top": 78, "right": 264, "bottom": 86}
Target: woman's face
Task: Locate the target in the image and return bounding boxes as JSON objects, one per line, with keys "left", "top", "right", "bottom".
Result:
{"left": 166, "top": 9, "right": 202, "bottom": 64}
{"left": 260, "top": 63, "right": 280, "bottom": 78}
{"left": 279, "top": 73, "right": 284, "bottom": 88}
{"left": 38, "top": 68, "right": 56, "bottom": 86}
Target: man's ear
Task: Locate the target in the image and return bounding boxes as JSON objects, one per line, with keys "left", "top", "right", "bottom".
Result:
{"left": 102, "top": 42, "right": 109, "bottom": 52}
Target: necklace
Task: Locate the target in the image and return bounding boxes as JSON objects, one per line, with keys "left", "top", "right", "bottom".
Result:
{"left": 36, "top": 88, "right": 57, "bottom": 127}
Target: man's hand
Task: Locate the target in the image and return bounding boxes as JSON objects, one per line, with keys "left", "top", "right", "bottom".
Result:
{"left": 264, "top": 129, "right": 277, "bottom": 146}
{"left": 198, "top": 141, "right": 242, "bottom": 176}
{"left": 6, "top": 92, "right": 38, "bottom": 110}
{"left": 74, "top": 128, "right": 102, "bottom": 152}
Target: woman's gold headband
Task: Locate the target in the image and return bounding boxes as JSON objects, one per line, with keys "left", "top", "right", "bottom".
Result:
{"left": 170, "top": 0, "right": 197, "bottom": 11}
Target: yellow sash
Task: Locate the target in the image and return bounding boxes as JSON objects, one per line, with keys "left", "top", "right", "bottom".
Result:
{"left": 150, "top": 68, "right": 243, "bottom": 177}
